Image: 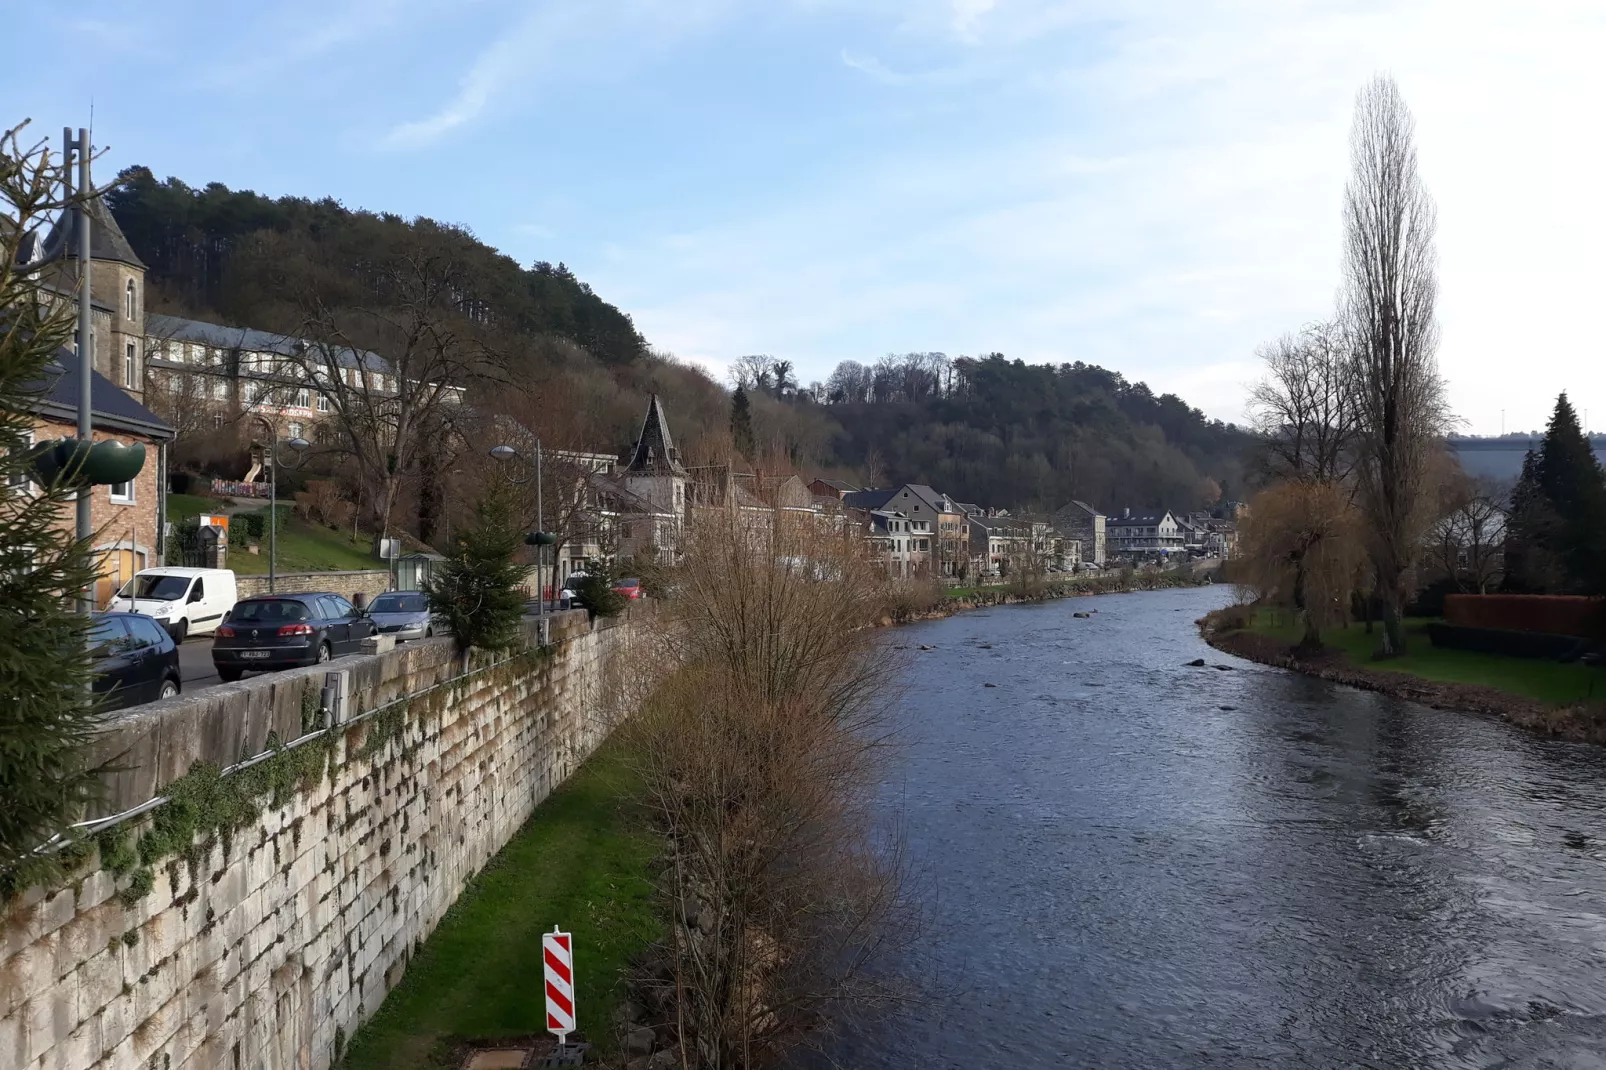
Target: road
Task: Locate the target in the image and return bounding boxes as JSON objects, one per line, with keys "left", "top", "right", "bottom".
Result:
{"left": 174, "top": 601, "right": 556, "bottom": 697}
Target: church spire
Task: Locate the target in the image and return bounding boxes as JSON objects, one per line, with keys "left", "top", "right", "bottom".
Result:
{"left": 624, "top": 393, "right": 687, "bottom": 477}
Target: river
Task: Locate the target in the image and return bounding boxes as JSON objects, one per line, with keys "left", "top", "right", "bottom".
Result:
{"left": 836, "top": 585, "right": 1606, "bottom": 1069}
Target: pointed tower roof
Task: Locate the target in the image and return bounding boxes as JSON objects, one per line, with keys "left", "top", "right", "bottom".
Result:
{"left": 624, "top": 393, "right": 687, "bottom": 477}
{"left": 41, "top": 195, "right": 146, "bottom": 269}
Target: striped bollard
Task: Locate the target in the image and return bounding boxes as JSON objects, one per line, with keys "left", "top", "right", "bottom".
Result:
{"left": 543, "top": 927, "right": 576, "bottom": 1045}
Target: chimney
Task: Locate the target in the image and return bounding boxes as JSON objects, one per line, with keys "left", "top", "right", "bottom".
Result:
{"left": 1123, "top": 507, "right": 1131, "bottom": 518}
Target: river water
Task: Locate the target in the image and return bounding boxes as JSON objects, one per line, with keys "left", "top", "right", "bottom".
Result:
{"left": 837, "top": 585, "right": 1606, "bottom": 1069}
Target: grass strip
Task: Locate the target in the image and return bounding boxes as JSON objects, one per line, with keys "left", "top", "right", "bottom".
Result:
{"left": 340, "top": 739, "right": 660, "bottom": 1069}
{"left": 1250, "top": 612, "right": 1600, "bottom": 707}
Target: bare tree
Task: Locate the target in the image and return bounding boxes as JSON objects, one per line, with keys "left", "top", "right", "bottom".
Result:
{"left": 1238, "top": 481, "right": 1366, "bottom": 649}
{"left": 730, "top": 354, "right": 777, "bottom": 393}
{"left": 241, "top": 228, "right": 484, "bottom": 548}
{"left": 1342, "top": 76, "right": 1451, "bottom": 656}
{"left": 1424, "top": 476, "right": 1506, "bottom": 594}
{"left": 1249, "top": 321, "right": 1356, "bottom": 485}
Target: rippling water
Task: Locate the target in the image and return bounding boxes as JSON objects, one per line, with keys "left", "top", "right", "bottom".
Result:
{"left": 833, "top": 586, "right": 1606, "bottom": 1069}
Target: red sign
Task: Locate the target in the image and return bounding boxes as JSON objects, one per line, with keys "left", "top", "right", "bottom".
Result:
{"left": 543, "top": 928, "right": 575, "bottom": 1043}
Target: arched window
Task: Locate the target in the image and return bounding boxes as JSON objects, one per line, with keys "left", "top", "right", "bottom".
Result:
{"left": 124, "top": 278, "right": 137, "bottom": 320}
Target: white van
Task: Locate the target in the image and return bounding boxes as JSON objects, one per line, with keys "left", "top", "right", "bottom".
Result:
{"left": 108, "top": 567, "right": 238, "bottom": 641}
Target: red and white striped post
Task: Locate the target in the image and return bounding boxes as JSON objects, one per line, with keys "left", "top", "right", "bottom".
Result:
{"left": 543, "top": 927, "right": 576, "bottom": 1044}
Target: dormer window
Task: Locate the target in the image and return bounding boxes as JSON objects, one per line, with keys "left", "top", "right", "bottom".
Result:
{"left": 124, "top": 279, "right": 136, "bottom": 320}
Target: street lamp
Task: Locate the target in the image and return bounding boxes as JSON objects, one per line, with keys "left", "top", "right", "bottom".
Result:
{"left": 489, "top": 443, "right": 555, "bottom": 626}
{"left": 267, "top": 436, "right": 310, "bottom": 593}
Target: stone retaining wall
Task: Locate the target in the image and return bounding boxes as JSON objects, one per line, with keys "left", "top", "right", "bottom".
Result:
{"left": 0, "top": 604, "right": 655, "bottom": 1070}
{"left": 234, "top": 569, "right": 394, "bottom": 604}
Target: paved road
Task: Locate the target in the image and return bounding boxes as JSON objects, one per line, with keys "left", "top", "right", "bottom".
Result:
{"left": 173, "top": 601, "right": 558, "bottom": 699}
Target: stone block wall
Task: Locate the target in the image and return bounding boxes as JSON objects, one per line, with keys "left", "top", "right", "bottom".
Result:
{"left": 234, "top": 570, "right": 394, "bottom": 604}
{"left": 0, "top": 604, "right": 655, "bottom": 1070}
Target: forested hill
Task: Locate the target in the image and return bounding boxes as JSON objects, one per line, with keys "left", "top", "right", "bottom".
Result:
{"left": 106, "top": 167, "right": 647, "bottom": 367}
{"left": 106, "top": 171, "right": 1247, "bottom": 512}
{"left": 756, "top": 354, "right": 1251, "bottom": 514}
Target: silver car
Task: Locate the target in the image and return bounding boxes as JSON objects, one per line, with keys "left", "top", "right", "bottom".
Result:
{"left": 365, "top": 591, "right": 439, "bottom": 641}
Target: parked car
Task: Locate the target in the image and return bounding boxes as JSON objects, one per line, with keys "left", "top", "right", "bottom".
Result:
{"left": 211, "top": 592, "right": 376, "bottom": 682}
{"left": 366, "top": 591, "right": 440, "bottom": 641}
{"left": 559, "top": 571, "right": 588, "bottom": 610}
{"left": 90, "top": 612, "right": 182, "bottom": 710}
{"left": 107, "top": 567, "right": 238, "bottom": 642}
{"left": 612, "top": 577, "right": 644, "bottom": 600}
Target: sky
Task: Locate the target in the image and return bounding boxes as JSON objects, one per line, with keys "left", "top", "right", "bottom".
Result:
{"left": 9, "top": 0, "right": 1604, "bottom": 433}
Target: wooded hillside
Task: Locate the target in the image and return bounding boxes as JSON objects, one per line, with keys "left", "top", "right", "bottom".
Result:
{"left": 108, "top": 169, "right": 1249, "bottom": 514}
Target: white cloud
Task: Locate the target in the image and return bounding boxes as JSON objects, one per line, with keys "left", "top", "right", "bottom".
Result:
{"left": 602, "top": 0, "right": 1606, "bottom": 432}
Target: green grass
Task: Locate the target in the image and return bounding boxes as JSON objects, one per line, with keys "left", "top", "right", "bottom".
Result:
{"left": 166, "top": 493, "right": 223, "bottom": 523}
{"left": 339, "top": 740, "right": 661, "bottom": 1069}
{"left": 227, "top": 515, "right": 379, "bottom": 575}
{"left": 1252, "top": 611, "right": 1601, "bottom": 707}
{"left": 944, "top": 584, "right": 1006, "bottom": 600}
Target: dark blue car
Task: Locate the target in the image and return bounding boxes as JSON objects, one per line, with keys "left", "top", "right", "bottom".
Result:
{"left": 211, "top": 592, "right": 376, "bottom": 682}
{"left": 90, "top": 612, "right": 182, "bottom": 710}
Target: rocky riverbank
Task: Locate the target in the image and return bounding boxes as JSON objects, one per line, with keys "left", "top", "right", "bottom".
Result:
{"left": 1198, "top": 606, "right": 1606, "bottom": 744}
{"left": 882, "top": 571, "right": 1215, "bottom": 626}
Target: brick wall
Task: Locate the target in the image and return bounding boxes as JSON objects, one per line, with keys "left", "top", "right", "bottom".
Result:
{"left": 29, "top": 417, "right": 165, "bottom": 607}
{"left": 0, "top": 604, "right": 657, "bottom": 1070}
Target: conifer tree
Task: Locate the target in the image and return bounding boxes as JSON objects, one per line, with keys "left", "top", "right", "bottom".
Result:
{"left": 1, "top": 123, "right": 107, "bottom": 887}
{"left": 424, "top": 482, "right": 527, "bottom": 653}
{"left": 730, "top": 384, "right": 756, "bottom": 459}
{"left": 1502, "top": 449, "right": 1566, "bottom": 593}
{"left": 1535, "top": 393, "right": 1606, "bottom": 594}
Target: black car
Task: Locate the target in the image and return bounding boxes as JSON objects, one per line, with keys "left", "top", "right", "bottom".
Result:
{"left": 90, "top": 612, "right": 182, "bottom": 711}
{"left": 211, "top": 592, "right": 377, "bottom": 682}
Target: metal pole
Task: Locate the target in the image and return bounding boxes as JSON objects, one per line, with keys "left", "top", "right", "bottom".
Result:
{"left": 269, "top": 448, "right": 277, "bottom": 594}
{"left": 73, "top": 128, "right": 94, "bottom": 614}
{"left": 536, "top": 439, "right": 545, "bottom": 623}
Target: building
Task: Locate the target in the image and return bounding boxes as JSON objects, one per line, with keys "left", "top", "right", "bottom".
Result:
{"left": 28, "top": 198, "right": 151, "bottom": 403}
{"left": 1106, "top": 509, "right": 1185, "bottom": 558}
{"left": 807, "top": 477, "right": 859, "bottom": 500}
{"left": 144, "top": 314, "right": 407, "bottom": 443}
{"left": 21, "top": 349, "right": 176, "bottom": 607}
{"left": 843, "top": 484, "right": 969, "bottom": 577}
{"left": 967, "top": 514, "right": 1033, "bottom": 576}
{"left": 864, "top": 509, "right": 931, "bottom": 578}
{"left": 1054, "top": 500, "right": 1107, "bottom": 566}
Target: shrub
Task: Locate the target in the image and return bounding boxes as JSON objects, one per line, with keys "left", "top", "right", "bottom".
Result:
{"left": 573, "top": 560, "right": 629, "bottom": 619}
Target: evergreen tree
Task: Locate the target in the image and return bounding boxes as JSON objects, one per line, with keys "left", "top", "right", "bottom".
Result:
{"left": 1501, "top": 450, "right": 1566, "bottom": 593}
{"left": 424, "top": 483, "right": 527, "bottom": 653}
{"left": 730, "top": 384, "right": 756, "bottom": 459}
{"left": 1, "top": 125, "right": 108, "bottom": 888}
{"left": 1535, "top": 393, "right": 1606, "bottom": 594}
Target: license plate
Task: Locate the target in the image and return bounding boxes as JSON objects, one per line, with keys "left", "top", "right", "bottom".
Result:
{"left": 240, "top": 651, "right": 272, "bottom": 660}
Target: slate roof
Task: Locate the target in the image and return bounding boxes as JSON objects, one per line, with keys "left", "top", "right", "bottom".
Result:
{"left": 27, "top": 347, "right": 175, "bottom": 440}
{"left": 812, "top": 477, "right": 859, "bottom": 492}
{"left": 146, "top": 314, "right": 392, "bottom": 375}
{"left": 623, "top": 393, "right": 687, "bottom": 477}
{"left": 40, "top": 198, "right": 147, "bottom": 269}
{"left": 1109, "top": 512, "right": 1173, "bottom": 528}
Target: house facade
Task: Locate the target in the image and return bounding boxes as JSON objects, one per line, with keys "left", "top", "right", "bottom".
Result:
{"left": 1054, "top": 500, "right": 1107, "bottom": 565}
{"left": 864, "top": 509, "right": 931, "bottom": 578}
{"left": 967, "top": 514, "right": 1032, "bottom": 576}
{"left": 21, "top": 349, "right": 176, "bottom": 607}
{"left": 843, "top": 484, "right": 968, "bottom": 576}
{"left": 1106, "top": 510, "right": 1184, "bottom": 558}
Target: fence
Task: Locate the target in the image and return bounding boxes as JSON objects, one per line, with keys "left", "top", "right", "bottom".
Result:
{"left": 1444, "top": 594, "right": 1606, "bottom": 639}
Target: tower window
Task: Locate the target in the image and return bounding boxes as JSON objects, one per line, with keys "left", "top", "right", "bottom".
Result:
{"left": 124, "top": 342, "right": 137, "bottom": 387}
{"left": 125, "top": 278, "right": 137, "bottom": 320}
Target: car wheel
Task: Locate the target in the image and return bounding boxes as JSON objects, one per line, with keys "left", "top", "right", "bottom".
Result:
{"left": 159, "top": 678, "right": 180, "bottom": 701}
{"left": 424, "top": 626, "right": 433, "bottom": 639}
{"left": 317, "top": 642, "right": 332, "bottom": 664}
{"left": 217, "top": 666, "right": 243, "bottom": 683}
{"left": 171, "top": 620, "right": 188, "bottom": 644}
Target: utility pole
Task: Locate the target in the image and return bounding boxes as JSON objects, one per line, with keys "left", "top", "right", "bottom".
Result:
{"left": 67, "top": 127, "right": 94, "bottom": 614}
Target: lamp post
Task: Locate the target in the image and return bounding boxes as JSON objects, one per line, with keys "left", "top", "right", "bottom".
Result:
{"left": 267, "top": 436, "right": 310, "bottom": 593}
{"left": 489, "top": 442, "right": 555, "bottom": 626}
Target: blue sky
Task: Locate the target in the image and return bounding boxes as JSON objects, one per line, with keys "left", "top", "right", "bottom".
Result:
{"left": 10, "top": 0, "right": 1605, "bottom": 433}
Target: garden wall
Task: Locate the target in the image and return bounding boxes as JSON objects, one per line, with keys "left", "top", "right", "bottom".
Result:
{"left": 234, "top": 569, "right": 394, "bottom": 604}
{"left": 0, "top": 604, "right": 656, "bottom": 1070}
